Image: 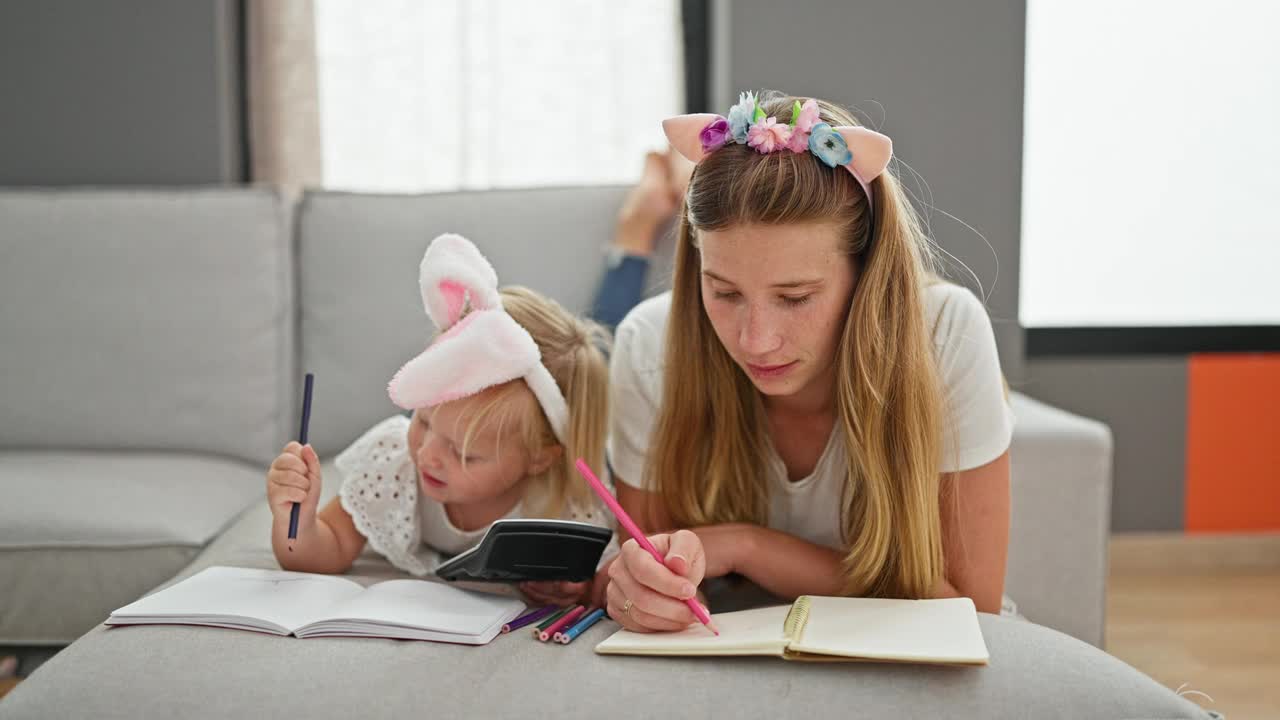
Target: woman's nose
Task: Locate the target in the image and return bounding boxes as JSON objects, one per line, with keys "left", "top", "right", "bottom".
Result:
{"left": 738, "top": 306, "right": 782, "bottom": 355}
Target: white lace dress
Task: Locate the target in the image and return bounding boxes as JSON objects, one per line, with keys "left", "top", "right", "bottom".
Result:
{"left": 337, "top": 415, "right": 617, "bottom": 576}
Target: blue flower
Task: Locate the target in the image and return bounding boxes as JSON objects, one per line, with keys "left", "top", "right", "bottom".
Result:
{"left": 808, "top": 123, "right": 852, "bottom": 168}
{"left": 727, "top": 91, "right": 757, "bottom": 144}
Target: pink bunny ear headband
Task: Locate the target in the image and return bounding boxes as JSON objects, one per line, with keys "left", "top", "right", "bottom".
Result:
{"left": 662, "top": 93, "right": 892, "bottom": 213}
{"left": 387, "top": 233, "right": 570, "bottom": 444}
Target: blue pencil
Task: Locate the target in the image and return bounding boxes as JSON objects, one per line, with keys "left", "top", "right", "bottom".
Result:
{"left": 557, "top": 607, "right": 606, "bottom": 644}
{"left": 288, "top": 373, "right": 315, "bottom": 541}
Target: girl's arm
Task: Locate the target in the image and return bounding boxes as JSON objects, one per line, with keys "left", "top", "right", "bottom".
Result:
{"left": 267, "top": 443, "right": 365, "bottom": 573}
{"left": 271, "top": 498, "right": 368, "bottom": 575}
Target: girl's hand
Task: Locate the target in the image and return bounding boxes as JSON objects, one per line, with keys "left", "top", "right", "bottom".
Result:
{"left": 519, "top": 580, "right": 589, "bottom": 608}
{"left": 519, "top": 562, "right": 613, "bottom": 608}
{"left": 266, "top": 442, "right": 323, "bottom": 534}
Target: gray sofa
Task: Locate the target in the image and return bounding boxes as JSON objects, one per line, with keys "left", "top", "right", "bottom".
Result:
{"left": 0, "top": 187, "right": 1208, "bottom": 719}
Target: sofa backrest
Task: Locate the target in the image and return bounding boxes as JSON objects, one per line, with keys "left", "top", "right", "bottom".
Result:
{"left": 0, "top": 188, "right": 294, "bottom": 466}
{"left": 296, "top": 186, "right": 678, "bottom": 456}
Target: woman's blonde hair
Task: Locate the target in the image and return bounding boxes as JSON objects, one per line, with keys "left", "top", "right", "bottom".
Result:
{"left": 447, "top": 286, "right": 610, "bottom": 518}
{"left": 647, "top": 93, "right": 946, "bottom": 599}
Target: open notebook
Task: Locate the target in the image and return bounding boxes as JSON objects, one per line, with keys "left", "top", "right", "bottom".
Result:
{"left": 596, "top": 596, "right": 989, "bottom": 665}
{"left": 106, "top": 566, "right": 525, "bottom": 645}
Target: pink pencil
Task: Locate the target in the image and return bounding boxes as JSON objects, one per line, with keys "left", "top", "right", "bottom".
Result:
{"left": 574, "top": 458, "right": 719, "bottom": 635}
{"left": 539, "top": 605, "right": 585, "bottom": 642}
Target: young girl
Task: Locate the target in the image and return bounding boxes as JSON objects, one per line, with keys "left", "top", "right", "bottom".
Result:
{"left": 266, "top": 233, "right": 614, "bottom": 606}
{"left": 605, "top": 92, "right": 1014, "bottom": 631}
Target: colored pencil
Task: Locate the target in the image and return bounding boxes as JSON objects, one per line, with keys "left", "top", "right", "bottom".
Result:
{"left": 502, "top": 605, "right": 556, "bottom": 634}
{"left": 288, "top": 373, "right": 315, "bottom": 541}
{"left": 532, "top": 607, "right": 571, "bottom": 637}
{"left": 539, "top": 605, "right": 585, "bottom": 642}
{"left": 558, "top": 607, "right": 607, "bottom": 644}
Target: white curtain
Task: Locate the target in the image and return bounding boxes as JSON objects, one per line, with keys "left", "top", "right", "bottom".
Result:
{"left": 312, "top": 0, "right": 684, "bottom": 192}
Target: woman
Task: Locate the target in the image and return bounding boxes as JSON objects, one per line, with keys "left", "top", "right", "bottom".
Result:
{"left": 604, "top": 91, "right": 1014, "bottom": 631}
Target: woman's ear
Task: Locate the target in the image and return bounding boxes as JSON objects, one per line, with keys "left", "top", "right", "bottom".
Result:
{"left": 527, "top": 443, "right": 564, "bottom": 476}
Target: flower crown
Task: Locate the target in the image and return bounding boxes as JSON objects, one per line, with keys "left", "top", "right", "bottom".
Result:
{"left": 662, "top": 92, "right": 893, "bottom": 211}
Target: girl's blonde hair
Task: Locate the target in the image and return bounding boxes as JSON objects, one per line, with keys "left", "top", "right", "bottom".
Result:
{"left": 647, "top": 92, "right": 946, "bottom": 599}
{"left": 448, "top": 286, "right": 610, "bottom": 517}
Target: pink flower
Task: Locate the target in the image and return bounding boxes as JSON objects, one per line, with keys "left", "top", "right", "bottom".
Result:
{"left": 747, "top": 117, "right": 792, "bottom": 154}
{"left": 795, "top": 99, "right": 820, "bottom": 133}
{"left": 786, "top": 127, "right": 810, "bottom": 153}
{"left": 784, "top": 99, "right": 821, "bottom": 153}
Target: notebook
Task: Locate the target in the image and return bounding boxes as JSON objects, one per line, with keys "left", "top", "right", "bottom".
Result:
{"left": 106, "top": 566, "right": 525, "bottom": 645}
{"left": 595, "top": 595, "right": 989, "bottom": 665}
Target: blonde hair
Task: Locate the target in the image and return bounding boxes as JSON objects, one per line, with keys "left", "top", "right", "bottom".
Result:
{"left": 646, "top": 93, "right": 946, "bottom": 599}
{"left": 447, "top": 286, "right": 610, "bottom": 518}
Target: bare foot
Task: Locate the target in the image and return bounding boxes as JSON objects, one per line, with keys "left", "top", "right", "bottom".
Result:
{"left": 616, "top": 151, "right": 678, "bottom": 256}
{"left": 666, "top": 146, "right": 695, "bottom": 199}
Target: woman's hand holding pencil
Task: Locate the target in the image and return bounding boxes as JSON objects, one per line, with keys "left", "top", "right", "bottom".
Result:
{"left": 575, "top": 459, "right": 719, "bottom": 636}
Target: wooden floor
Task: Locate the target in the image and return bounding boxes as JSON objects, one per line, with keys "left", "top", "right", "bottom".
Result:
{"left": 1106, "top": 533, "right": 1280, "bottom": 720}
{"left": 3, "top": 534, "right": 1278, "bottom": 715}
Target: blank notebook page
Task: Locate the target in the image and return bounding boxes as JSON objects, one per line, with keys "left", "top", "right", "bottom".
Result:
{"left": 314, "top": 579, "right": 524, "bottom": 636}
{"left": 110, "top": 567, "right": 366, "bottom": 633}
{"left": 595, "top": 605, "right": 793, "bottom": 656}
{"left": 788, "top": 596, "right": 989, "bottom": 663}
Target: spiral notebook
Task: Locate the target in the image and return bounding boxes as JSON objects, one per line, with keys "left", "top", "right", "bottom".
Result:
{"left": 106, "top": 566, "right": 525, "bottom": 645}
{"left": 595, "top": 595, "right": 989, "bottom": 665}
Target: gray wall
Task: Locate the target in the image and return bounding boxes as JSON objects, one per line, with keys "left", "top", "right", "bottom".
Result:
{"left": 1023, "top": 357, "right": 1188, "bottom": 531}
{"left": 712, "top": 0, "right": 1027, "bottom": 382}
{"left": 0, "top": 0, "right": 243, "bottom": 185}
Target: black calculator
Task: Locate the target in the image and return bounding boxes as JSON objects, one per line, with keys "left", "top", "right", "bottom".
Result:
{"left": 434, "top": 519, "right": 613, "bottom": 583}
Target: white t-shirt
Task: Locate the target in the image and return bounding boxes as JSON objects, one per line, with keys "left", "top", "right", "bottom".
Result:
{"left": 607, "top": 284, "right": 1015, "bottom": 551}
{"left": 337, "top": 415, "right": 617, "bottom": 576}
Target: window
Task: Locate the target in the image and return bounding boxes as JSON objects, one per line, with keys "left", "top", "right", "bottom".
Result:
{"left": 313, "top": 0, "right": 683, "bottom": 192}
{"left": 1020, "top": 0, "right": 1280, "bottom": 331}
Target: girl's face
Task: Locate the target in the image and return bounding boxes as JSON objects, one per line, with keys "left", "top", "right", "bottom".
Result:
{"left": 405, "top": 385, "right": 558, "bottom": 506}
{"left": 698, "top": 221, "right": 856, "bottom": 403}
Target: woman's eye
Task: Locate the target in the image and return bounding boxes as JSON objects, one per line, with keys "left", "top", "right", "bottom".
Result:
{"left": 713, "top": 290, "right": 741, "bottom": 301}
{"left": 782, "top": 294, "right": 812, "bottom": 307}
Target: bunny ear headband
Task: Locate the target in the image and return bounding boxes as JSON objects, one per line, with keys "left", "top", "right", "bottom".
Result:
{"left": 662, "top": 93, "right": 892, "bottom": 213}
{"left": 387, "top": 233, "right": 569, "bottom": 444}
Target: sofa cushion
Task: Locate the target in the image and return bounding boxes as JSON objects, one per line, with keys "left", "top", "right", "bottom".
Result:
{"left": 0, "top": 189, "right": 294, "bottom": 466}
{"left": 0, "top": 483, "right": 1214, "bottom": 720}
{"left": 296, "top": 187, "right": 677, "bottom": 457}
{"left": 0, "top": 451, "right": 263, "bottom": 644}
{"left": 1006, "top": 393, "right": 1113, "bottom": 647}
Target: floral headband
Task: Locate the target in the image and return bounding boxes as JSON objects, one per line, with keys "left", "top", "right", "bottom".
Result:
{"left": 662, "top": 92, "right": 893, "bottom": 212}
{"left": 387, "top": 233, "right": 569, "bottom": 444}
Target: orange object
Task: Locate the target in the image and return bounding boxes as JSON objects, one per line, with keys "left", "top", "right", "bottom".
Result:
{"left": 1185, "top": 353, "right": 1280, "bottom": 532}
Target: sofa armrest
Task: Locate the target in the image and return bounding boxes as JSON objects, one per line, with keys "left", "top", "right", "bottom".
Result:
{"left": 1005, "top": 392, "right": 1113, "bottom": 648}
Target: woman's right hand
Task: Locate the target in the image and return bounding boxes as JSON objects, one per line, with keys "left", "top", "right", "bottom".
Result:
{"left": 266, "top": 441, "right": 322, "bottom": 534}
{"left": 605, "top": 529, "right": 709, "bottom": 632}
